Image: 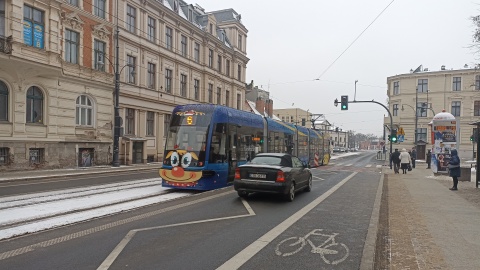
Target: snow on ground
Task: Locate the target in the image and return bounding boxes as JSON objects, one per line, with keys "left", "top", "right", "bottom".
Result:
{"left": 0, "top": 178, "right": 191, "bottom": 240}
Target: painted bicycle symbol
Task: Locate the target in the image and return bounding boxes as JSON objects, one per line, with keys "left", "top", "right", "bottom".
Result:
{"left": 275, "top": 229, "right": 349, "bottom": 265}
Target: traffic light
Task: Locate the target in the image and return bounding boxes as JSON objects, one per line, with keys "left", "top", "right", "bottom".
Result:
{"left": 391, "top": 129, "right": 398, "bottom": 143}
{"left": 471, "top": 135, "right": 474, "bottom": 141}
{"left": 388, "top": 135, "right": 391, "bottom": 142}
{"left": 341, "top": 95, "right": 348, "bottom": 110}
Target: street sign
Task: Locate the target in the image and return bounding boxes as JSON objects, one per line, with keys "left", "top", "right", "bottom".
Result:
{"left": 398, "top": 135, "right": 404, "bottom": 142}
{"left": 398, "top": 127, "right": 405, "bottom": 135}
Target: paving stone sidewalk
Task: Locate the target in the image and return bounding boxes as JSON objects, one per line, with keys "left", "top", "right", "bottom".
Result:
{"left": 379, "top": 165, "right": 480, "bottom": 270}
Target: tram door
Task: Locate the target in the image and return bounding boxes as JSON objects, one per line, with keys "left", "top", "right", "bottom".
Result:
{"left": 226, "top": 125, "right": 236, "bottom": 183}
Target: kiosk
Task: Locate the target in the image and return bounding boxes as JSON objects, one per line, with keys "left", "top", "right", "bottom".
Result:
{"left": 430, "top": 110, "right": 458, "bottom": 174}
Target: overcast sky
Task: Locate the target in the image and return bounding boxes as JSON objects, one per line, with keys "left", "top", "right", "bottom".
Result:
{"left": 198, "top": 0, "right": 478, "bottom": 136}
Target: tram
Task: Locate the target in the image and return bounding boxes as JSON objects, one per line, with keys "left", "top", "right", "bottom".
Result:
{"left": 160, "top": 104, "right": 330, "bottom": 190}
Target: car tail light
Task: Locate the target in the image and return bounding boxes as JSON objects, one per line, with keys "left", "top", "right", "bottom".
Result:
{"left": 235, "top": 168, "right": 241, "bottom": 179}
{"left": 276, "top": 171, "right": 285, "bottom": 182}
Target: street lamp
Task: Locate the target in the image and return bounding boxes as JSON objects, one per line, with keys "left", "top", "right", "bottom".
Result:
{"left": 97, "top": 24, "right": 136, "bottom": 167}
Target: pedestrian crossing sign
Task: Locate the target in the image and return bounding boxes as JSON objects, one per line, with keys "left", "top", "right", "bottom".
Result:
{"left": 398, "top": 127, "right": 405, "bottom": 135}
{"left": 398, "top": 135, "right": 404, "bottom": 142}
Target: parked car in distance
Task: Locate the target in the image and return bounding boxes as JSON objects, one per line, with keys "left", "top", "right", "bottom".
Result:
{"left": 333, "top": 147, "right": 341, "bottom": 153}
{"left": 234, "top": 153, "right": 312, "bottom": 201}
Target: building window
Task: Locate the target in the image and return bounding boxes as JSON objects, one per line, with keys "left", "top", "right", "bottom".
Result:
{"left": 476, "top": 75, "right": 480, "bottom": 90}
{"left": 146, "top": 111, "right": 154, "bottom": 136}
{"left": 188, "top": 9, "right": 193, "bottom": 22}
{"left": 216, "top": 87, "right": 221, "bottom": 105}
{"left": 238, "top": 34, "right": 242, "bottom": 50}
{"left": 29, "top": 148, "right": 44, "bottom": 165}
{"left": 0, "top": 147, "right": 8, "bottom": 165}
{"left": 451, "top": 101, "right": 461, "bottom": 117}
{"left": 65, "top": 29, "right": 79, "bottom": 64}
{"left": 475, "top": 101, "right": 480, "bottom": 116}
{"left": 94, "top": 39, "right": 106, "bottom": 71}
{"left": 76, "top": 95, "right": 93, "bottom": 126}
{"left": 23, "top": 5, "right": 44, "bottom": 49}
{"left": 393, "top": 104, "right": 398, "bottom": 116}
{"left": 225, "top": 90, "right": 230, "bottom": 107}
{"left": 452, "top": 77, "right": 461, "bottom": 91}
{"left": 194, "top": 42, "right": 200, "bottom": 63}
{"left": 67, "top": 0, "right": 78, "bottom": 7}
{"left": 125, "top": 108, "right": 135, "bottom": 135}
{"left": 209, "top": 23, "right": 213, "bottom": 34}
{"left": 164, "top": 114, "right": 170, "bottom": 137}
{"left": 0, "top": 81, "right": 8, "bottom": 121}
{"left": 194, "top": 79, "right": 199, "bottom": 100}
{"left": 237, "top": 93, "right": 241, "bottom": 110}
{"left": 165, "top": 68, "right": 172, "bottom": 93}
{"left": 147, "top": 17, "right": 156, "bottom": 42}
{"left": 238, "top": 64, "right": 242, "bottom": 81}
{"left": 94, "top": 0, "right": 106, "bottom": 18}
{"left": 208, "top": 49, "right": 213, "bottom": 68}
{"left": 417, "top": 128, "right": 427, "bottom": 142}
{"left": 126, "top": 5, "right": 136, "bottom": 33}
{"left": 180, "top": 74, "right": 187, "bottom": 97}
{"left": 0, "top": 0, "right": 5, "bottom": 37}
{"left": 290, "top": 116, "right": 294, "bottom": 123}
{"left": 181, "top": 35, "right": 187, "bottom": 57}
{"left": 417, "top": 79, "right": 428, "bottom": 93}
{"left": 217, "top": 55, "right": 222, "bottom": 73}
{"left": 208, "top": 83, "right": 213, "bottom": 103}
{"left": 26, "top": 86, "right": 43, "bottom": 123}
{"left": 147, "top": 62, "right": 156, "bottom": 89}
{"left": 226, "top": 60, "right": 230, "bottom": 77}
{"left": 166, "top": 26, "right": 172, "bottom": 50}
{"left": 127, "top": 55, "right": 136, "bottom": 84}
{"left": 417, "top": 102, "right": 427, "bottom": 117}
{"left": 393, "top": 81, "right": 399, "bottom": 95}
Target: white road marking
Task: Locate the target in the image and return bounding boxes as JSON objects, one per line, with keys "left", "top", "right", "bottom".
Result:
{"left": 97, "top": 198, "right": 256, "bottom": 270}
{"left": 376, "top": 165, "right": 382, "bottom": 168}
{"left": 216, "top": 172, "right": 358, "bottom": 270}
{"left": 312, "top": 176, "right": 324, "bottom": 181}
{"left": 365, "top": 164, "right": 372, "bottom": 167}
{"left": 345, "top": 164, "right": 353, "bottom": 166}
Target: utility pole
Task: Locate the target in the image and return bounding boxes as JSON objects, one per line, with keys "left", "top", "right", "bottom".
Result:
{"left": 112, "top": 0, "right": 121, "bottom": 167}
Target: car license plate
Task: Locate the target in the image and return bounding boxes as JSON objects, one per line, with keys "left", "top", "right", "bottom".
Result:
{"left": 250, "top": 173, "right": 266, "bottom": 179}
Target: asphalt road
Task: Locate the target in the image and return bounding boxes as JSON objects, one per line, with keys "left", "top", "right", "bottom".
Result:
{"left": 0, "top": 151, "right": 383, "bottom": 270}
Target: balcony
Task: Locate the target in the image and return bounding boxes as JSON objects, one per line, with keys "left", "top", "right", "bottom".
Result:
{"left": 0, "top": 36, "right": 12, "bottom": 54}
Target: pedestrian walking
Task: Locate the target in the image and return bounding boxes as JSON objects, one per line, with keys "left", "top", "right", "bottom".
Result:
{"left": 400, "top": 148, "right": 411, "bottom": 174}
{"left": 391, "top": 149, "right": 401, "bottom": 174}
{"left": 448, "top": 149, "right": 461, "bottom": 190}
{"left": 410, "top": 148, "right": 417, "bottom": 168}
{"left": 426, "top": 150, "right": 431, "bottom": 169}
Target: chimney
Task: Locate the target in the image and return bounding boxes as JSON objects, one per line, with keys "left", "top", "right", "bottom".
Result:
{"left": 441, "top": 65, "right": 445, "bottom": 70}
{"left": 268, "top": 99, "right": 274, "bottom": 118}
{"left": 255, "top": 97, "right": 265, "bottom": 115}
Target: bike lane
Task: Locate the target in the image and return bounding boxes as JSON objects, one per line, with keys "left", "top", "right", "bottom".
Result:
{"left": 229, "top": 170, "right": 381, "bottom": 270}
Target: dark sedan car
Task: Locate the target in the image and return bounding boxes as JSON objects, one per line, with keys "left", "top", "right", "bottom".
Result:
{"left": 234, "top": 153, "right": 312, "bottom": 201}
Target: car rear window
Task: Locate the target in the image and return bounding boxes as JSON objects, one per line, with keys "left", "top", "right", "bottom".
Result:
{"left": 250, "top": 156, "right": 289, "bottom": 166}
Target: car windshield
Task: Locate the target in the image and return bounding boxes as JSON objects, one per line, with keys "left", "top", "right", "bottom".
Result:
{"left": 250, "top": 156, "right": 285, "bottom": 166}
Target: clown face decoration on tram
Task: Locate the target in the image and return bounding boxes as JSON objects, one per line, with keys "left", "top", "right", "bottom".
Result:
{"left": 160, "top": 150, "right": 203, "bottom": 187}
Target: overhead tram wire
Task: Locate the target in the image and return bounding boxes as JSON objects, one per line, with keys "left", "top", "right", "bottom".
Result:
{"left": 315, "top": 0, "right": 396, "bottom": 81}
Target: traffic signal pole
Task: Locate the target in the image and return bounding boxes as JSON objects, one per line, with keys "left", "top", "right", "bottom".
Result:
{"left": 335, "top": 98, "right": 394, "bottom": 169}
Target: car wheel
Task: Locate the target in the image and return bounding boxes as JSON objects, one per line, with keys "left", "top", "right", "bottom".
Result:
{"left": 285, "top": 183, "right": 295, "bottom": 202}
{"left": 237, "top": 191, "right": 248, "bottom": 198}
{"left": 305, "top": 175, "right": 312, "bottom": 192}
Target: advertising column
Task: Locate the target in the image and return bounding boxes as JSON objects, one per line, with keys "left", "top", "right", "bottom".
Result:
{"left": 431, "top": 110, "right": 457, "bottom": 173}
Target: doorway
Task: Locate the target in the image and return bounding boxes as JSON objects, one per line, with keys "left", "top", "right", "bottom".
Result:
{"left": 132, "top": 142, "right": 144, "bottom": 164}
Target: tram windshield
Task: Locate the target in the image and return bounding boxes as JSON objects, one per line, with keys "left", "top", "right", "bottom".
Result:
{"left": 164, "top": 112, "right": 212, "bottom": 167}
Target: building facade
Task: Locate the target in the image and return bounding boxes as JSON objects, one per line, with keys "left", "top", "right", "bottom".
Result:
{"left": 273, "top": 108, "right": 312, "bottom": 127}
{"left": 0, "top": 0, "right": 115, "bottom": 170}
{"left": 386, "top": 65, "right": 480, "bottom": 160}
{"left": 114, "top": 0, "right": 249, "bottom": 164}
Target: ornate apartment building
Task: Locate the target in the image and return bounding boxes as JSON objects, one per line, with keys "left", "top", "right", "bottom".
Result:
{"left": 0, "top": 0, "right": 115, "bottom": 170}
{"left": 115, "top": 0, "right": 248, "bottom": 164}
{"left": 386, "top": 65, "right": 480, "bottom": 160}
{"left": 0, "top": 0, "right": 248, "bottom": 170}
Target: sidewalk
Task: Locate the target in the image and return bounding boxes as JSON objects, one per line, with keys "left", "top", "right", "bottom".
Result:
{"left": 383, "top": 163, "right": 480, "bottom": 269}
{"left": 0, "top": 163, "right": 162, "bottom": 183}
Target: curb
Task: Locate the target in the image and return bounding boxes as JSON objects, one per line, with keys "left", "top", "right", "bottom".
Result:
{"left": 0, "top": 166, "right": 161, "bottom": 183}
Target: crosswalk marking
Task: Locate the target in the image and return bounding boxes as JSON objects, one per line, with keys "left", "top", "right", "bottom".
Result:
{"left": 365, "top": 164, "right": 372, "bottom": 167}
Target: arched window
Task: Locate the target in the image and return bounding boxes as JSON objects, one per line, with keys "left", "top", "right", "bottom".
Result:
{"left": 76, "top": 95, "right": 93, "bottom": 126}
{"left": 0, "top": 81, "right": 8, "bottom": 121}
{"left": 26, "top": 86, "right": 43, "bottom": 123}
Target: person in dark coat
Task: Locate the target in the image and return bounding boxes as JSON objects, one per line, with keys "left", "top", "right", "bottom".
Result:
{"left": 391, "top": 149, "right": 401, "bottom": 174}
{"left": 410, "top": 148, "right": 417, "bottom": 168}
{"left": 448, "top": 149, "right": 461, "bottom": 190}
{"left": 426, "top": 150, "right": 432, "bottom": 169}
